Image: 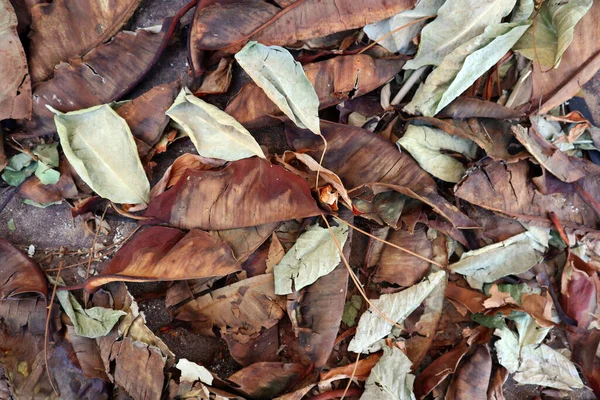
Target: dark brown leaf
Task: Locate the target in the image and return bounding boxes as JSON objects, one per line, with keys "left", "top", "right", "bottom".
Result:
{"left": 437, "top": 97, "right": 524, "bottom": 120}
{"left": 223, "top": 325, "right": 280, "bottom": 367}
{"left": 145, "top": 157, "right": 321, "bottom": 230}
{"left": 0, "top": 297, "right": 46, "bottom": 334}
{"left": 83, "top": 226, "right": 241, "bottom": 291}
{"left": 227, "top": 362, "right": 306, "bottom": 399}
{"left": 287, "top": 121, "right": 478, "bottom": 229}
{"left": 413, "top": 342, "right": 470, "bottom": 399}
{"left": 28, "top": 0, "right": 141, "bottom": 82}
{"left": 445, "top": 345, "right": 492, "bottom": 400}
{"left": 487, "top": 366, "right": 508, "bottom": 400}
{"left": 195, "top": 57, "right": 233, "bottom": 95}
{"left": 226, "top": 55, "right": 404, "bottom": 129}
{"left": 0, "top": 239, "right": 47, "bottom": 299}
{"left": 0, "top": 0, "right": 31, "bottom": 120}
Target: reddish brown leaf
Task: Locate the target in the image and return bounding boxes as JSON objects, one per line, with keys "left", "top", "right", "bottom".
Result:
{"left": 445, "top": 345, "right": 492, "bottom": 400}
{"left": 28, "top": 0, "right": 141, "bottom": 82}
{"left": 287, "top": 121, "right": 478, "bottom": 229}
{"left": 487, "top": 366, "right": 508, "bottom": 400}
{"left": 561, "top": 254, "right": 600, "bottom": 329}
{"left": 0, "top": 0, "right": 31, "bottom": 120}
{"left": 0, "top": 239, "right": 47, "bottom": 299}
{"left": 227, "top": 362, "right": 306, "bottom": 399}
{"left": 226, "top": 55, "right": 405, "bottom": 129}
{"left": 224, "top": 325, "right": 280, "bottom": 367}
{"left": 413, "top": 342, "right": 470, "bottom": 399}
{"left": 374, "top": 225, "right": 433, "bottom": 287}
{"left": 83, "top": 226, "right": 241, "bottom": 291}
{"left": 211, "top": 223, "right": 281, "bottom": 262}
{"left": 320, "top": 353, "right": 382, "bottom": 381}
{"left": 145, "top": 157, "right": 321, "bottom": 230}
{"left": 445, "top": 282, "right": 488, "bottom": 315}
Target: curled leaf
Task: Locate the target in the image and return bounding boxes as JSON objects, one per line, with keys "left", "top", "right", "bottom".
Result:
{"left": 57, "top": 291, "right": 125, "bottom": 339}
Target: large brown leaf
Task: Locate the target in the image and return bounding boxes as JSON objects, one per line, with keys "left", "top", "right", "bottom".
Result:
{"left": 0, "top": 239, "right": 47, "bottom": 299}
{"left": 226, "top": 55, "right": 405, "bottom": 129}
{"left": 0, "top": 0, "right": 31, "bottom": 120}
{"left": 287, "top": 121, "right": 478, "bottom": 229}
{"left": 83, "top": 226, "right": 241, "bottom": 291}
{"left": 455, "top": 159, "right": 600, "bottom": 233}
{"left": 530, "top": 0, "right": 600, "bottom": 114}
{"left": 19, "top": 25, "right": 168, "bottom": 137}
{"left": 445, "top": 345, "right": 492, "bottom": 400}
{"left": 145, "top": 157, "right": 321, "bottom": 230}
{"left": 28, "top": 0, "right": 142, "bottom": 82}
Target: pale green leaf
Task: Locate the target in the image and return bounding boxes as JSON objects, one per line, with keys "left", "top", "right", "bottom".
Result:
{"left": 57, "top": 291, "right": 126, "bottom": 339}
{"left": 405, "top": 22, "right": 530, "bottom": 116}
{"left": 361, "top": 346, "right": 416, "bottom": 400}
{"left": 34, "top": 162, "right": 60, "bottom": 185}
{"left": 364, "top": 0, "right": 445, "bottom": 54}
{"left": 397, "top": 125, "right": 477, "bottom": 182}
{"left": 235, "top": 41, "right": 321, "bottom": 135}
{"left": 7, "top": 219, "right": 15, "bottom": 232}
{"left": 32, "top": 143, "right": 59, "bottom": 168}
{"left": 404, "top": 0, "right": 518, "bottom": 69}
{"left": 166, "top": 88, "right": 265, "bottom": 161}
{"left": 513, "top": 0, "right": 593, "bottom": 69}
{"left": 23, "top": 199, "right": 62, "bottom": 208}
{"left": 449, "top": 227, "right": 548, "bottom": 290}
{"left": 1, "top": 153, "right": 36, "bottom": 186}
{"left": 342, "top": 295, "right": 363, "bottom": 327}
{"left": 348, "top": 271, "right": 446, "bottom": 354}
{"left": 274, "top": 224, "right": 348, "bottom": 295}
{"left": 50, "top": 104, "right": 150, "bottom": 204}
{"left": 511, "top": 0, "right": 534, "bottom": 22}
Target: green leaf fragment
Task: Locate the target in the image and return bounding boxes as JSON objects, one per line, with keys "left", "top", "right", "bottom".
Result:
{"left": 7, "top": 219, "right": 16, "bottom": 232}
{"left": 57, "top": 291, "right": 126, "bottom": 338}
{"left": 342, "top": 295, "right": 363, "bottom": 327}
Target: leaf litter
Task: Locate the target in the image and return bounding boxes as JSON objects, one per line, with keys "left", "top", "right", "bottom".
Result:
{"left": 0, "top": 0, "right": 600, "bottom": 399}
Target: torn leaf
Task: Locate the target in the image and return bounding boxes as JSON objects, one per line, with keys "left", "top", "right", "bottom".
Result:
{"left": 274, "top": 224, "right": 348, "bottom": 295}
{"left": 361, "top": 346, "right": 416, "bottom": 400}
{"left": 235, "top": 41, "right": 321, "bottom": 135}
{"left": 50, "top": 104, "right": 150, "bottom": 204}
{"left": 57, "top": 291, "right": 126, "bottom": 339}
{"left": 166, "top": 88, "right": 265, "bottom": 161}
{"left": 348, "top": 270, "right": 446, "bottom": 354}
{"left": 397, "top": 125, "right": 477, "bottom": 182}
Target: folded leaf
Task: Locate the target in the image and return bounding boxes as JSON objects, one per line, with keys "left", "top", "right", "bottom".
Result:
{"left": 51, "top": 104, "right": 150, "bottom": 204}
{"left": 513, "top": 0, "right": 593, "bottom": 69}
{"left": 405, "top": 22, "right": 529, "bottom": 116}
{"left": 274, "top": 224, "right": 348, "bottom": 295}
{"left": 235, "top": 41, "right": 321, "bottom": 135}
{"left": 449, "top": 228, "right": 548, "bottom": 289}
{"left": 361, "top": 346, "right": 416, "bottom": 400}
{"left": 364, "top": 0, "right": 445, "bottom": 54}
{"left": 404, "top": 0, "right": 518, "bottom": 69}
{"left": 166, "top": 88, "right": 265, "bottom": 161}
{"left": 0, "top": 238, "right": 47, "bottom": 299}
{"left": 57, "top": 291, "right": 125, "bottom": 339}
{"left": 397, "top": 125, "right": 477, "bottom": 182}
{"left": 348, "top": 270, "right": 446, "bottom": 354}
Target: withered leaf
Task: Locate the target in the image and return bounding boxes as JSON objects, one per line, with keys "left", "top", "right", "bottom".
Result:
{"left": 196, "top": 57, "right": 233, "bottom": 95}
{"left": 174, "top": 273, "right": 286, "bottom": 342}
{"left": 445, "top": 345, "right": 492, "bottom": 400}
{"left": 287, "top": 121, "right": 478, "bottom": 229}
{"left": 227, "top": 54, "right": 404, "bottom": 129}
{"left": 145, "top": 157, "right": 321, "bottom": 230}
{"left": 228, "top": 362, "right": 306, "bottom": 399}
{"left": 28, "top": 0, "right": 142, "bottom": 82}
{"left": 0, "top": 0, "right": 31, "bottom": 120}
{"left": 362, "top": 346, "right": 415, "bottom": 400}
{"left": 84, "top": 227, "right": 240, "bottom": 291}
{"left": 0, "top": 238, "right": 47, "bottom": 299}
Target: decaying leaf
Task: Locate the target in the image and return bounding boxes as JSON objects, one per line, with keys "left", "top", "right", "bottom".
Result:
{"left": 348, "top": 270, "right": 446, "bottom": 353}
{"left": 274, "top": 223, "right": 348, "bottom": 295}
{"left": 0, "top": 0, "right": 31, "bottom": 120}
{"left": 56, "top": 291, "right": 125, "bottom": 338}
{"left": 445, "top": 345, "right": 492, "bottom": 400}
{"left": 397, "top": 125, "right": 477, "bottom": 182}
{"left": 405, "top": 22, "right": 529, "bottom": 116}
{"left": 513, "top": 0, "right": 593, "bottom": 70}
{"left": 235, "top": 41, "right": 321, "bottom": 135}
{"left": 449, "top": 227, "right": 548, "bottom": 289}
{"left": 51, "top": 104, "right": 151, "bottom": 204}
{"left": 145, "top": 157, "right": 321, "bottom": 230}
{"left": 83, "top": 226, "right": 241, "bottom": 291}
{"left": 0, "top": 238, "right": 47, "bottom": 299}
{"left": 166, "top": 88, "right": 265, "bottom": 161}
{"left": 362, "top": 346, "right": 416, "bottom": 400}
{"left": 226, "top": 54, "right": 404, "bottom": 129}
{"left": 228, "top": 362, "right": 306, "bottom": 399}
{"left": 27, "top": 0, "right": 142, "bottom": 82}
{"left": 404, "top": 0, "right": 518, "bottom": 69}
{"left": 196, "top": 57, "right": 233, "bottom": 95}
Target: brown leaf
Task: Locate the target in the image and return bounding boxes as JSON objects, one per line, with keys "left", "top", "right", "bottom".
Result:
{"left": 445, "top": 345, "right": 492, "bottom": 400}
{"left": 211, "top": 223, "right": 281, "bottom": 262}
{"left": 66, "top": 325, "right": 109, "bottom": 381}
{"left": 374, "top": 225, "right": 433, "bottom": 287}
{"left": 487, "top": 366, "right": 508, "bottom": 400}
{"left": 437, "top": 97, "right": 524, "bottom": 120}
{"left": 19, "top": 25, "right": 169, "bottom": 137}
{"left": 28, "top": 0, "right": 141, "bottom": 83}
{"left": 0, "top": 239, "right": 47, "bottom": 299}
{"left": 530, "top": 0, "right": 600, "bottom": 114}
{"left": 561, "top": 253, "right": 600, "bottom": 329}
{"left": 0, "top": 0, "right": 31, "bottom": 120}
{"left": 115, "top": 80, "right": 180, "bottom": 151}
{"left": 227, "top": 362, "right": 306, "bottom": 399}
{"left": 320, "top": 353, "right": 382, "bottom": 381}
{"left": 413, "top": 342, "right": 470, "bottom": 399}
{"left": 287, "top": 121, "right": 478, "bottom": 229}
{"left": 0, "top": 297, "right": 46, "bottom": 334}
{"left": 455, "top": 159, "right": 600, "bottom": 234}
{"left": 174, "top": 273, "right": 286, "bottom": 342}
{"left": 224, "top": 325, "right": 280, "bottom": 367}
{"left": 145, "top": 157, "right": 321, "bottom": 230}
{"left": 17, "top": 156, "right": 78, "bottom": 205}
{"left": 445, "top": 282, "right": 487, "bottom": 315}
{"left": 226, "top": 55, "right": 404, "bottom": 129}
{"left": 83, "top": 226, "right": 241, "bottom": 291}
{"left": 196, "top": 57, "right": 233, "bottom": 95}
